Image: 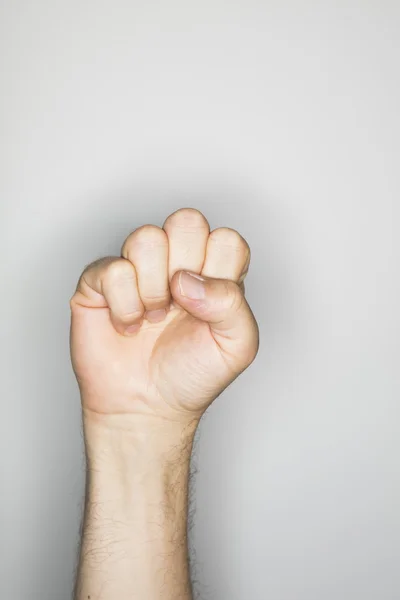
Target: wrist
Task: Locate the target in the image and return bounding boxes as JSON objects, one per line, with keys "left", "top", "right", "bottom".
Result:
{"left": 81, "top": 409, "right": 198, "bottom": 531}
{"left": 81, "top": 408, "right": 199, "bottom": 474}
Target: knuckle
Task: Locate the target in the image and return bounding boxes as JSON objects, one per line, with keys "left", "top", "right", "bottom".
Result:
{"left": 122, "top": 225, "right": 167, "bottom": 255}
{"left": 105, "top": 259, "right": 135, "bottom": 283}
{"left": 164, "top": 208, "right": 209, "bottom": 230}
{"left": 81, "top": 256, "right": 114, "bottom": 276}
{"left": 209, "top": 227, "right": 250, "bottom": 253}
{"left": 133, "top": 224, "right": 165, "bottom": 240}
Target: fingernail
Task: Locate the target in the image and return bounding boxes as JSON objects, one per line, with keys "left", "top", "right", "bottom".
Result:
{"left": 125, "top": 323, "right": 141, "bottom": 335}
{"left": 146, "top": 308, "right": 167, "bottom": 323}
{"left": 179, "top": 271, "right": 206, "bottom": 300}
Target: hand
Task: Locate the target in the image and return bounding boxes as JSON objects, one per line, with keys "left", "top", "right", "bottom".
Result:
{"left": 70, "top": 208, "right": 259, "bottom": 425}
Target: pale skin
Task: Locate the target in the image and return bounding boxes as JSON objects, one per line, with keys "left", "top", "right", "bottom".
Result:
{"left": 70, "top": 207, "right": 259, "bottom": 599}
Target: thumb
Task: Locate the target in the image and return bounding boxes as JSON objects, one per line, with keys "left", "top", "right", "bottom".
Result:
{"left": 171, "top": 270, "right": 259, "bottom": 363}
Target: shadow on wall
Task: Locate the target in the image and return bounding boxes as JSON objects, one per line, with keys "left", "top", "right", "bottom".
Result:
{"left": 22, "top": 176, "right": 294, "bottom": 599}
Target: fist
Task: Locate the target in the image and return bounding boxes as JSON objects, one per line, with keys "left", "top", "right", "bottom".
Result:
{"left": 70, "top": 208, "right": 259, "bottom": 423}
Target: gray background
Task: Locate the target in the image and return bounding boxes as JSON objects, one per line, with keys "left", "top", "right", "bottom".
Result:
{"left": 1, "top": 1, "right": 399, "bottom": 599}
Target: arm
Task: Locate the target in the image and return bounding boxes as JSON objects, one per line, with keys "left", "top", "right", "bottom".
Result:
{"left": 70, "top": 208, "right": 259, "bottom": 599}
{"left": 74, "top": 415, "right": 197, "bottom": 600}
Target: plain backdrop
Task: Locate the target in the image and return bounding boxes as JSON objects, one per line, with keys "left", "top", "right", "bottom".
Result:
{"left": 1, "top": 1, "right": 399, "bottom": 599}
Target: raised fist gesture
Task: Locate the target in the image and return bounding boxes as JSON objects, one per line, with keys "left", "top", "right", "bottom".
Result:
{"left": 70, "top": 208, "right": 259, "bottom": 426}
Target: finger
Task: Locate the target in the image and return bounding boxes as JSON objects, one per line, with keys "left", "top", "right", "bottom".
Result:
{"left": 71, "top": 256, "right": 145, "bottom": 335}
{"left": 170, "top": 271, "right": 259, "bottom": 370}
{"left": 163, "top": 208, "right": 210, "bottom": 280}
{"left": 201, "top": 227, "right": 251, "bottom": 283}
{"left": 121, "top": 225, "right": 170, "bottom": 323}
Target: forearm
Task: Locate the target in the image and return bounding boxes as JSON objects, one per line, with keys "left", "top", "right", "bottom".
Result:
{"left": 74, "top": 411, "right": 198, "bottom": 600}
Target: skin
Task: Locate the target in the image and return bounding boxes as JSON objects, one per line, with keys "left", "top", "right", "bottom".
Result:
{"left": 70, "top": 207, "right": 259, "bottom": 600}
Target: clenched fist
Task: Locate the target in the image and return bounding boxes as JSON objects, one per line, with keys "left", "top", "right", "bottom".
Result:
{"left": 70, "top": 208, "right": 259, "bottom": 426}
